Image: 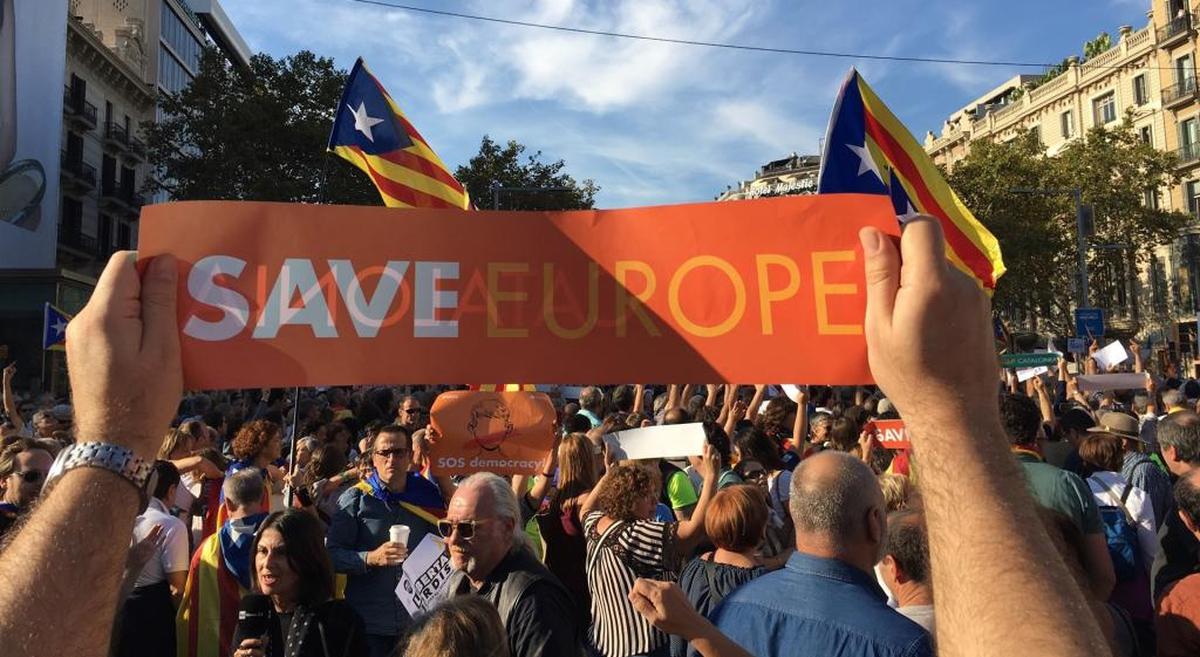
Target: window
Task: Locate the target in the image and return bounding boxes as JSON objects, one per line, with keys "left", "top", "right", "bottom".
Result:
{"left": 158, "top": 46, "right": 195, "bottom": 95}
{"left": 1179, "top": 54, "right": 1196, "bottom": 90}
{"left": 160, "top": 5, "right": 201, "bottom": 73}
{"left": 98, "top": 215, "right": 112, "bottom": 254}
{"left": 1153, "top": 258, "right": 1169, "bottom": 313}
{"left": 1061, "top": 110, "right": 1075, "bottom": 138}
{"left": 1094, "top": 92, "right": 1117, "bottom": 125}
{"left": 117, "top": 222, "right": 132, "bottom": 250}
{"left": 101, "top": 154, "right": 115, "bottom": 192}
{"left": 1134, "top": 74, "right": 1148, "bottom": 105}
{"left": 1029, "top": 124, "right": 1042, "bottom": 145}
{"left": 1140, "top": 125, "right": 1153, "bottom": 145}
{"left": 1145, "top": 187, "right": 1161, "bottom": 210}
{"left": 1181, "top": 118, "right": 1198, "bottom": 161}
{"left": 1186, "top": 179, "right": 1200, "bottom": 216}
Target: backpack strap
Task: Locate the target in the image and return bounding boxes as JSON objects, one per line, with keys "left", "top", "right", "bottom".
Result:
{"left": 587, "top": 517, "right": 626, "bottom": 573}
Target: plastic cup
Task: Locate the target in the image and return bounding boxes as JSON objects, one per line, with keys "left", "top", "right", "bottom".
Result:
{"left": 389, "top": 524, "right": 410, "bottom": 546}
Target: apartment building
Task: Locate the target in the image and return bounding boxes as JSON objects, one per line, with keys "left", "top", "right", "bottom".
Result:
{"left": 717, "top": 153, "right": 820, "bottom": 201}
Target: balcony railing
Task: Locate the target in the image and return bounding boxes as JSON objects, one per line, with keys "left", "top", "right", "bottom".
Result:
{"left": 1176, "top": 142, "right": 1200, "bottom": 167}
{"left": 62, "top": 89, "right": 97, "bottom": 129}
{"left": 1164, "top": 77, "right": 1198, "bottom": 107}
{"left": 57, "top": 222, "right": 96, "bottom": 255}
{"left": 1159, "top": 13, "right": 1193, "bottom": 45}
{"left": 104, "top": 121, "right": 129, "bottom": 148}
{"left": 128, "top": 136, "right": 146, "bottom": 161}
{"left": 59, "top": 150, "right": 97, "bottom": 189}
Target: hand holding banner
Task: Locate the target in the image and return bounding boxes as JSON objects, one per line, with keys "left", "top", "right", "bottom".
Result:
{"left": 395, "top": 534, "right": 453, "bottom": 617}
{"left": 603, "top": 423, "right": 706, "bottom": 461}
{"left": 863, "top": 419, "right": 909, "bottom": 450}
{"left": 428, "top": 391, "right": 555, "bottom": 476}
{"left": 136, "top": 195, "right": 899, "bottom": 388}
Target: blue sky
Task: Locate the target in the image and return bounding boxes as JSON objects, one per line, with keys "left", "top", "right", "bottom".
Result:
{"left": 223, "top": 0, "right": 1152, "bottom": 208}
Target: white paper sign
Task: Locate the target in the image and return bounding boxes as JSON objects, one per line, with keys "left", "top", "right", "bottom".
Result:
{"left": 1091, "top": 340, "right": 1129, "bottom": 371}
{"left": 1017, "top": 366, "right": 1049, "bottom": 382}
{"left": 781, "top": 385, "right": 803, "bottom": 403}
{"left": 604, "top": 423, "right": 706, "bottom": 461}
{"left": 1076, "top": 373, "right": 1151, "bottom": 393}
{"left": 395, "top": 535, "right": 454, "bottom": 617}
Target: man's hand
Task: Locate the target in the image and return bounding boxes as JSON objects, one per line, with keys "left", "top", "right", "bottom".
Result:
{"left": 66, "top": 253, "right": 181, "bottom": 461}
{"left": 628, "top": 579, "right": 705, "bottom": 640}
{"left": 2, "top": 363, "right": 14, "bottom": 385}
{"left": 859, "top": 218, "right": 997, "bottom": 426}
{"left": 366, "top": 541, "right": 408, "bottom": 567}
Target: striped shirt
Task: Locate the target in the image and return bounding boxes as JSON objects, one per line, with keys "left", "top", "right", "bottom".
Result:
{"left": 584, "top": 511, "right": 680, "bottom": 657}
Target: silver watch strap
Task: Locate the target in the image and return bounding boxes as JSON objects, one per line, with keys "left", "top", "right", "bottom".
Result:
{"left": 48, "top": 442, "right": 152, "bottom": 493}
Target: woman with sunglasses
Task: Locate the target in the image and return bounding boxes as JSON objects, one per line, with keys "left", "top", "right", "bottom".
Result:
{"left": 579, "top": 444, "right": 720, "bottom": 657}
{"left": 233, "top": 510, "right": 367, "bottom": 657}
{"left": 326, "top": 424, "right": 446, "bottom": 657}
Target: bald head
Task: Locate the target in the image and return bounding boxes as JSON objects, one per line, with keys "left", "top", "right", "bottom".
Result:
{"left": 1176, "top": 467, "right": 1200, "bottom": 532}
{"left": 790, "top": 451, "right": 883, "bottom": 545}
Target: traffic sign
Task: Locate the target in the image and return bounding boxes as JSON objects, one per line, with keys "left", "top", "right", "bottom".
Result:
{"left": 1074, "top": 308, "right": 1105, "bottom": 339}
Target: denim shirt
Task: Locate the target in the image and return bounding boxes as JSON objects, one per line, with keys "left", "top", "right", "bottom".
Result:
{"left": 711, "top": 551, "right": 933, "bottom": 657}
{"left": 325, "top": 484, "right": 438, "bottom": 637}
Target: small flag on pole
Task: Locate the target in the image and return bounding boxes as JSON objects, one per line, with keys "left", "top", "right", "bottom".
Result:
{"left": 42, "top": 303, "right": 70, "bottom": 351}
{"left": 818, "top": 68, "right": 1005, "bottom": 293}
{"left": 328, "top": 57, "right": 471, "bottom": 210}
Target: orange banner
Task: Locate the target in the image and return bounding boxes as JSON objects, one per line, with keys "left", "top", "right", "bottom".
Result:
{"left": 428, "top": 391, "right": 556, "bottom": 475}
{"left": 136, "top": 195, "right": 898, "bottom": 389}
{"left": 864, "top": 419, "right": 910, "bottom": 450}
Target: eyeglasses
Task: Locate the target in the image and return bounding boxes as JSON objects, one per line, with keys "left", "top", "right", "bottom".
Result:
{"left": 437, "top": 519, "right": 485, "bottom": 540}
{"left": 13, "top": 470, "right": 45, "bottom": 485}
{"left": 374, "top": 447, "right": 411, "bottom": 460}
{"left": 741, "top": 469, "right": 767, "bottom": 481}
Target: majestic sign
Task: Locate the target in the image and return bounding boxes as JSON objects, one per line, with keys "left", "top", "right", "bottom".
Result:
{"left": 136, "top": 195, "right": 899, "bottom": 388}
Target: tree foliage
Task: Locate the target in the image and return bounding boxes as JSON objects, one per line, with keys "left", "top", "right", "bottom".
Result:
{"left": 949, "top": 117, "right": 1188, "bottom": 334}
{"left": 144, "top": 49, "right": 378, "bottom": 205}
{"left": 455, "top": 136, "right": 599, "bottom": 210}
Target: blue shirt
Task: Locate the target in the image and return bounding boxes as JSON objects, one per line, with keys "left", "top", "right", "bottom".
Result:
{"left": 711, "top": 551, "right": 933, "bottom": 657}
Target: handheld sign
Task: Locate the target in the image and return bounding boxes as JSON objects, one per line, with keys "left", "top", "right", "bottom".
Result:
{"left": 1075, "top": 373, "right": 1151, "bottom": 393}
{"left": 428, "top": 391, "right": 555, "bottom": 476}
{"left": 1067, "top": 338, "right": 1086, "bottom": 354}
{"left": 603, "top": 423, "right": 706, "bottom": 461}
{"left": 864, "top": 419, "right": 910, "bottom": 450}
{"left": 1016, "top": 366, "right": 1049, "bottom": 382}
{"left": 136, "top": 196, "right": 898, "bottom": 389}
{"left": 999, "top": 353, "right": 1059, "bottom": 369}
{"left": 1091, "top": 340, "right": 1130, "bottom": 371}
{"left": 395, "top": 535, "right": 453, "bottom": 617}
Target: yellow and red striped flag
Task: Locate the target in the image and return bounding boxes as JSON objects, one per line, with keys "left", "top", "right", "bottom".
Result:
{"left": 328, "top": 57, "right": 470, "bottom": 209}
{"left": 818, "top": 68, "right": 1005, "bottom": 292}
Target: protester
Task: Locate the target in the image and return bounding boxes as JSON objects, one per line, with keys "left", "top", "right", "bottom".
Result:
{"left": 1078, "top": 432, "right": 1158, "bottom": 637}
{"left": 578, "top": 387, "right": 605, "bottom": 429}
{"left": 878, "top": 473, "right": 913, "bottom": 512}
{"left": 115, "top": 460, "right": 190, "bottom": 657}
{"left": 160, "top": 426, "right": 225, "bottom": 533}
{"left": 1157, "top": 469, "right": 1200, "bottom": 655}
{"left": 306, "top": 443, "right": 350, "bottom": 524}
{"left": 999, "top": 392, "right": 1116, "bottom": 599}
{"left": 671, "top": 485, "right": 768, "bottom": 657}
{"left": 232, "top": 510, "right": 367, "bottom": 657}
{"left": 534, "top": 432, "right": 598, "bottom": 628}
{"left": 1092, "top": 411, "right": 1175, "bottom": 529}
{"left": 0, "top": 437, "right": 52, "bottom": 537}
{"left": 630, "top": 579, "right": 752, "bottom": 657}
{"left": 441, "top": 472, "right": 581, "bottom": 656}
{"left": 579, "top": 445, "right": 719, "bottom": 657}
{"left": 1154, "top": 411, "right": 1200, "bottom": 599}
{"left": 397, "top": 395, "right": 426, "bottom": 433}
{"left": 177, "top": 469, "right": 268, "bottom": 657}
{"left": 216, "top": 420, "right": 283, "bottom": 529}
{"left": 326, "top": 424, "right": 445, "bottom": 657}
{"left": 710, "top": 451, "right": 931, "bottom": 656}
{"left": 398, "top": 595, "right": 510, "bottom": 657}
{"left": 878, "top": 509, "right": 934, "bottom": 634}
{"left": 731, "top": 426, "right": 792, "bottom": 561}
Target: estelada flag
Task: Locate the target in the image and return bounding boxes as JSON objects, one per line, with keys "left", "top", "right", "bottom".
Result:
{"left": 42, "top": 303, "right": 71, "bottom": 351}
{"left": 818, "top": 68, "right": 1005, "bottom": 293}
{"left": 328, "top": 57, "right": 470, "bottom": 209}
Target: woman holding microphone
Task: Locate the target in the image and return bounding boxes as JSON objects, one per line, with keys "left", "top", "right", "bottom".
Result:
{"left": 232, "top": 510, "right": 367, "bottom": 657}
{"left": 326, "top": 425, "right": 446, "bottom": 657}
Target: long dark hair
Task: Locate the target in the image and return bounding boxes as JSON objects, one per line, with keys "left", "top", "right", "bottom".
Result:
{"left": 251, "top": 510, "right": 334, "bottom": 607}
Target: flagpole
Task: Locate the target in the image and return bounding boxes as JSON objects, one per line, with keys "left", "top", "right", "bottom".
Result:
{"left": 284, "top": 386, "right": 302, "bottom": 508}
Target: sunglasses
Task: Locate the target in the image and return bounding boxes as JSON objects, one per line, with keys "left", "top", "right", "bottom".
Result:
{"left": 374, "top": 447, "right": 411, "bottom": 460}
{"left": 741, "top": 469, "right": 767, "bottom": 481}
{"left": 13, "top": 470, "right": 45, "bottom": 485}
{"left": 437, "top": 519, "right": 486, "bottom": 540}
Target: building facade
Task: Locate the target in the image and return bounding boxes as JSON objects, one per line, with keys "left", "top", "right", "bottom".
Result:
{"left": 924, "top": 2, "right": 1200, "bottom": 358}
{"left": 0, "top": 0, "right": 248, "bottom": 393}
{"left": 717, "top": 153, "right": 820, "bottom": 201}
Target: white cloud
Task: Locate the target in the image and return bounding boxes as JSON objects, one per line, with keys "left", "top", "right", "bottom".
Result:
{"left": 712, "top": 99, "right": 821, "bottom": 151}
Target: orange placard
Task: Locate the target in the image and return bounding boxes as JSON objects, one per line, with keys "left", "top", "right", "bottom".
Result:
{"left": 864, "top": 419, "right": 910, "bottom": 450}
{"left": 428, "top": 391, "right": 556, "bottom": 475}
{"left": 136, "top": 195, "right": 899, "bottom": 388}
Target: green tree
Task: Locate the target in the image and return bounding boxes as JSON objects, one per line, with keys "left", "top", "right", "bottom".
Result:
{"left": 455, "top": 135, "right": 599, "bottom": 210}
{"left": 144, "top": 49, "right": 378, "bottom": 205}
{"left": 948, "top": 118, "right": 1187, "bottom": 334}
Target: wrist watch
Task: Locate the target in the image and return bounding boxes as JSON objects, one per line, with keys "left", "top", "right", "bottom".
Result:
{"left": 43, "top": 442, "right": 156, "bottom": 512}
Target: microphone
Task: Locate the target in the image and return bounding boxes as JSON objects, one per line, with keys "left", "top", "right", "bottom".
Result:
{"left": 232, "top": 594, "right": 273, "bottom": 648}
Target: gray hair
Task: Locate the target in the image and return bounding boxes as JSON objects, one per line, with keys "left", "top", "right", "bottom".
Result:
{"left": 223, "top": 468, "right": 265, "bottom": 510}
{"left": 580, "top": 386, "right": 604, "bottom": 413}
{"left": 790, "top": 451, "right": 880, "bottom": 543}
{"left": 458, "top": 472, "right": 526, "bottom": 547}
{"left": 1164, "top": 389, "right": 1186, "bottom": 409}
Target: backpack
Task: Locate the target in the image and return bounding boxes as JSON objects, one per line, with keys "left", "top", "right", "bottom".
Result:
{"left": 1097, "top": 483, "right": 1140, "bottom": 582}
{"left": 762, "top": 471, "right": 795, "bottom": 558}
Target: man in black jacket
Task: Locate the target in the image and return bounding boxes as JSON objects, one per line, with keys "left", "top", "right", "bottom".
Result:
{"left": 443, "top": 472, "right": 583, "bottom": 657}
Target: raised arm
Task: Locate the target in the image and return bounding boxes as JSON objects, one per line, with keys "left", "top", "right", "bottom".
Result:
{"left": 746, "top": 385, "right": 766, "bottom": 425}
{"left": 0, "top": 253, "right": 183, "bottom": 657}
{"left": 2, "top": 363, "right": 22, "bottom": 433}
{"left": 1030, "top": 376, "right": 1054, "bottom": 429}
{"left": 666, "top": 384, "right": 682, "bottom": 412}
{"left": 860, "top": 218, "right": 1109, "bottom": 657}
{"left": 790, "top": 386, "right": 808, "bottom": 458}
{"left": 675, "top": 444, "right": 718, "bottom": 554}
{"left": 632, "top": 384, "right": 646, "bottom": 415}
{"left": 1130, "top": 340, "right": 1143, "bottom": 374}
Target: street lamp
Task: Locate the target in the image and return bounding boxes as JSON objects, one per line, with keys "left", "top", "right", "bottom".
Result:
{"left": 1008, "top": 187, "right": 1091, "bottom": 308}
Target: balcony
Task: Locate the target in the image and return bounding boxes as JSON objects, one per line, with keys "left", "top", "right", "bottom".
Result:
{"left": 127, "top": 136, "right": 146, "bottom": 162}
{"left": 1164, "top": 77, "right": 1199, "bottom": 109}
{"left": 59, "top": 150, "right": 97, "bottom": 191}
{"left": 1176, "top": 142, "right": 1200, "bottom": 168}
{"left": 100, "top": 180, "right": 143, "bottom": 215}
{"left": 62, "top": 88, "right": 97, "bottom": 130}
{"left": 1159, "top": 13, "right": 1193, "bottom": 48}
{"left": 102, "top": 121, "right": 129, "bottom": 152}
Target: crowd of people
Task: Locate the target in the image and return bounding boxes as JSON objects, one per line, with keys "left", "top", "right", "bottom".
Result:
{"left": 6, "top": 217, "right": 1200, "bottom": 656}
